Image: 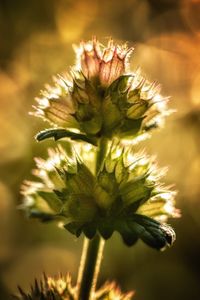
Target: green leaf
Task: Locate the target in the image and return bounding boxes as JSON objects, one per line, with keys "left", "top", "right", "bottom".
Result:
{"left": 28, "top": 210, "right": 56, "bottom": 222}
{"left": 36, "top": 128, "right": 97, "bottom": 145}
{"left": 115, "top": 219, "right": 138, "bottom": 246}
{"left": 129, "top": 214, "right": 176, "bottom": 250}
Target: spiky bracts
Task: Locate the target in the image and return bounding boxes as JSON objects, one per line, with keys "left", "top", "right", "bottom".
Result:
{"left": 21, "top": 142, "right": 179, "bottom": 250}
{"left": 34, "top": 38, "right": 171, "bottom": 144}
{"left": 13, "top": 274, "right": 74, "bottom": 300}
{"left": 14, "top": 274, "right": 133, "bottom": 300}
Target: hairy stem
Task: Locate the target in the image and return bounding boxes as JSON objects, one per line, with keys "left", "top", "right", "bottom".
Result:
{"left": 77, "top": 235, "right": 105, "bottom": 300}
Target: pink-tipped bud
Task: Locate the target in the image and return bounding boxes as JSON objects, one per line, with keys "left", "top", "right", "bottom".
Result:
{"left": 75, "top": 38, "right": 133, "bottom": 87}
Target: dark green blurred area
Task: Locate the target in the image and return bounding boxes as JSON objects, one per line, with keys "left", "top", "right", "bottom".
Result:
{"left": 0, "top": 0, "right": 200, "bottom": 299}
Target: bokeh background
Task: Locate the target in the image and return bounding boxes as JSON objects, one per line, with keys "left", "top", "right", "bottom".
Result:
{"left": 0, "top": 0, "right": 200, "bottom": 299}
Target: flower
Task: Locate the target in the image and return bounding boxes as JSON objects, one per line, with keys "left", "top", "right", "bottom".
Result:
{"left": 34, "top": 38, "right": 172, "bottom": 144}
{"left": 75, "top": 37, "right": 133, "bottom": 87}
{"left": 21, "top": 142, "right": 179, "bottom": 250}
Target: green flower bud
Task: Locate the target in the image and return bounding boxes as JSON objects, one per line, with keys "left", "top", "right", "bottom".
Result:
{"left": 33, "top": 38, "right": 171, "bottom": 145}
{"left": 21, "top": 142, "right": 179, "bottom": 250}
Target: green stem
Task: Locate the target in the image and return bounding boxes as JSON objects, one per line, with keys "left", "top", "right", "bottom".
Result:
{"left": 95, "top": 137, "right": 108, "bottom": 175}
{"left": 76, "top": 238, "right": 89, "bottom": 297}
{"left": 77, "top": 235, "right": 105, "bottom": 300}
{"left": 76, "top": 138, "right": 108, "bottom": 300}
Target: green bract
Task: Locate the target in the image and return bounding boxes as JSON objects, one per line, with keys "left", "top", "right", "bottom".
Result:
{"left": 21, "top": 142, "right": 179, "bottom": 250}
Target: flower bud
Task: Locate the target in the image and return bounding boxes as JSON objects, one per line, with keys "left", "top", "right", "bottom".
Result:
{"left": 75, "top": 38, "right": 132, "bottom": 87}
{"left": 77, "top": 38, "right": 102, "bottom": 80}
{"left": 99, "top": 40, "right": 131, "bottom": 87}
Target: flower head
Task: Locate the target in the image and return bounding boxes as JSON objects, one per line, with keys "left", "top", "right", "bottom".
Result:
{"left": 21, "top": 142, "right": 179, "bottom": 250}
{"left": 34, "top": 38, "right": 171, "bottom": 144}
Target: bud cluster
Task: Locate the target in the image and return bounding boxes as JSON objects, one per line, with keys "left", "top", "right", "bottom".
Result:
{"left": 34, "top": 38, "right": 171, "bottom": 144}
{"left": 22, "top": 142, "right": 179, "bottom": 250}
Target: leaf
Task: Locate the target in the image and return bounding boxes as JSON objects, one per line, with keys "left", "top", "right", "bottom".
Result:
{"left": 115, "top": 219, "right": 138, "bottom": 246}
{"left": 36, "top": 128, "right": 97, "bottom": 145}
{"left": 128, "top": 214, "right": 176, "bottom": 250}
{"left": 28, "top": 210, "right": 56, "bottom": 222}
{"left": 37, "top": 191, "right": 62, "bottom": 212}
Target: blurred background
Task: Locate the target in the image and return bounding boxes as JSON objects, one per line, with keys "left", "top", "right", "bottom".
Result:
{"left": 0, "top": 0, "right": 200, "bottom": 299}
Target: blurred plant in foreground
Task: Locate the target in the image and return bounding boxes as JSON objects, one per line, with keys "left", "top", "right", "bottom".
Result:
{"left": 14, "top": 273, "right": 133, "bottom": 300}
{"left": 19, "top": 38, "right": 180, "bottom": 300}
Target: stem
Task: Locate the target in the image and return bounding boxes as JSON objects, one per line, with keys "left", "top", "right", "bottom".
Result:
{"left": 77, "top": 235, "right": 105, "bottom": 300}
{"left": 95, "top": 137, "right": 108, "bottom": 175}
{"left": 76, "top": 138, "right": 108, "bottom": 300}
{"left": 76, "top": 238, "right": 89, "bottom": 295}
